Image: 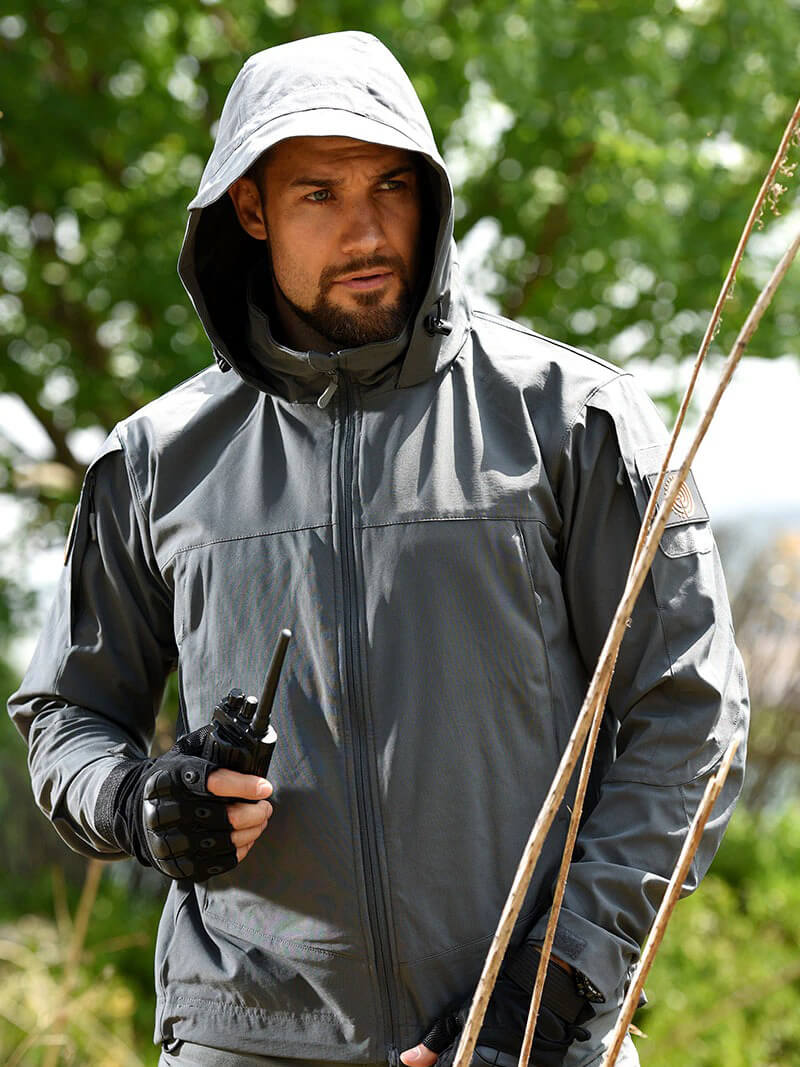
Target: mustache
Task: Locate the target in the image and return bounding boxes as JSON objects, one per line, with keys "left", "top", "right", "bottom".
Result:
{"left": 319, "top": 254, "right": 407, "bottom": 293}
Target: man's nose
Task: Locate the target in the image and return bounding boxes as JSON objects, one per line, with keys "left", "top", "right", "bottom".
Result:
{"left": 339, "top": 200, "right": 386, "bottom": 257}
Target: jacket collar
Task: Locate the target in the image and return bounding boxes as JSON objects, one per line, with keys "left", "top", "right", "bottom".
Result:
{"left": 238, "top": 255, "right": 471, "bottom": 404}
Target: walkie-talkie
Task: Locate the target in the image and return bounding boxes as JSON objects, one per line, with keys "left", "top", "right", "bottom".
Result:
{"left": 201, "top": 628, "right": 292, "bottom": 779}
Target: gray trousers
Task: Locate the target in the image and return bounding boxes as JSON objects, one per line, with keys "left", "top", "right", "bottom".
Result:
{"left": 158, "top": 1003, "right": 640, "bottom": 1067}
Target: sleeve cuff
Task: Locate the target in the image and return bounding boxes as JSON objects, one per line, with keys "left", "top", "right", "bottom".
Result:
{"left": 527, "top": 907, "right": 637, "bottom": 1004}
{"left": 93, "top": 758, "right": 146, "bottom": 850}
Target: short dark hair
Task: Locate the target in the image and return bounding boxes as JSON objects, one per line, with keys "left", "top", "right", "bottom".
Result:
{"left": 245, "top": 147, "right": 273, "bottom": 188}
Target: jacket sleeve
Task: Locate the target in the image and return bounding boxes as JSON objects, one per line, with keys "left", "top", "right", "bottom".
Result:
{"left": 526, "top": 372, "right": 748, "bottom": 1002}
{"left": 7, "top": 431, "right": 177, "bottom": 857}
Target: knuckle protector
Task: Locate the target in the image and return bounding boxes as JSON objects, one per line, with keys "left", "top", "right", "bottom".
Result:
{"left": 141, "top": 751, "right": 236, "bottom": 880}
{"left": 149, "top": 828, "right": 191, "bottom": 860}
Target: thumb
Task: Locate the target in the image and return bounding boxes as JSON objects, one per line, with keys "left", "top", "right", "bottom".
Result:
{"left": 207, "top": 767, "right": 272, "bottom": 800}
{"left": 400, "top": 1045, "right": 439, "bottom": 1067}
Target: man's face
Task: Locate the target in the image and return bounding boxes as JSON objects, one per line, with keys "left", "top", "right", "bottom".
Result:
{"left": 236, "top": 136, "right": 424, "bottom": 349}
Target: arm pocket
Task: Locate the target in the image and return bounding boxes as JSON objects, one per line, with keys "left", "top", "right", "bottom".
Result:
{"left": 64, "top": 435, "right": 124, "bottom": 644}
{"left": 632, "top": 444, "right": 712, "bottom": 559}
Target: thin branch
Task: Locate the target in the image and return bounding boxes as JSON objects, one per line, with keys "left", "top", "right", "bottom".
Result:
{"left": 50, "top": 866, "right": 72, "bottom": 947}
{"left": 600, "top": 738, "right": 740, "bottom": 1067}
{"left": 561, "top": 222, "right": 799, "bottom": 1064}
{"left": 514, "top": 114, "right": 800, "bottom": 1057}
{"left": 41, "top": 859, "right": 105, "bottom": 1067}
{"left": 66, "top": 859, "right": 104, "bottom": 975}
{"left": 453, "top": 111, "right": 800, "bottom": 1067}
{"left": 3, "top": 379, "right": 82, "bottom": 476}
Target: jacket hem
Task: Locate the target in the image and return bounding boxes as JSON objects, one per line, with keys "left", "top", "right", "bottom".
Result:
{"left": 158, "top": 995, "right": 375, "bottom": 1062}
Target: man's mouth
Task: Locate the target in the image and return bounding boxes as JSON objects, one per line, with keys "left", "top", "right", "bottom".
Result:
{"left": 334, "top": 269, "right": 393, "bottom": 291}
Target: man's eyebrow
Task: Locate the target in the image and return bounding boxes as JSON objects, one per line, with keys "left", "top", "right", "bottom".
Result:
{"left": 289, "top": 175, "right": 343, "bottom": 189}
{"left": 288, "top": 164, "right": 416, "bottom": 189}
{"left": 377, "top": 164, "right": 416, "bottom": 181}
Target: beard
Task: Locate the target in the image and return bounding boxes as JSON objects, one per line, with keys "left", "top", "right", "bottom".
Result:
{"left": 274, "top": 254, "right": 415, "bottom": 349}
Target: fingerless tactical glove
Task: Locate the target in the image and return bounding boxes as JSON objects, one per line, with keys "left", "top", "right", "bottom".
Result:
{"left": 94, "top": 725, "right": 238, "bottom": 881}
{"left": 420, "top": 947, "right": 593, "bottom": 1067}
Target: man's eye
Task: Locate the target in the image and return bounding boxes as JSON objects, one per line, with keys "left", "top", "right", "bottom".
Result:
{"left": 379, "top": 180, "right": 404, "bottom": 191}
{"left": 306, "top": 189, "right": 331, "bottom": 202}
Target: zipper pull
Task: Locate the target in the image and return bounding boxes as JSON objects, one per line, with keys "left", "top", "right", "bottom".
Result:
{"left": 88, "top": 478, "right": 98, "bottom": 541}
{"left": 317, "top": 372, "right": 339, "bottom": 409}
{"left": 423, "top": 297, "right": 453, "bottom": 336}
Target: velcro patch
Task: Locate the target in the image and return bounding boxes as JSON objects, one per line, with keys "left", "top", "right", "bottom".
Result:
{"left": 644, "top": 469, "right": 708, "bottom": 528}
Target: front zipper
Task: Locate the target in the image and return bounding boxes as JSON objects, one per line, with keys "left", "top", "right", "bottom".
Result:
{"left": 335, "top": 376, "right": 399, "bottom": 1054}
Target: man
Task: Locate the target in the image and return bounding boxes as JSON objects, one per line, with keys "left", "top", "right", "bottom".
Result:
{"left": 9, "top": 30, "right": 747, "bottom": 1067}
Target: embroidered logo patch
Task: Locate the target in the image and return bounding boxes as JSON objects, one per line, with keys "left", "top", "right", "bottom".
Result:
{"left": 664, "top": 472, "right": 695, "bottom": 519}
{"left": 644, "top": 470, "right": 708, "bottom": 528}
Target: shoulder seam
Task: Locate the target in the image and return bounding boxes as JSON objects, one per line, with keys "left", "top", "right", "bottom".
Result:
{"left": 556, "top": 371, "right": 640, "bottom": 485}
{"left": 116, "top": 363, "right": 225, "bottom": 432}
{"left": 472, "top": 309, "right": 626, "bottom": 376}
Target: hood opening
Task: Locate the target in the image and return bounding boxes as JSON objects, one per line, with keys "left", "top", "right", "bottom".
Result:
{"left": 191, "top": 195, "right": 264, "bottom": 370}
{"left": 185, "top": 154, "right": 449, "bottom": 376}
{"left": 177, "top": 32, "right": 464, "bottom": 389}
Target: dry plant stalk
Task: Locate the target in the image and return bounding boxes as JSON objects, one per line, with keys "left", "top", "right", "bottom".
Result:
{"left": 509, "top": 217, "right": 800, "bottom": 1067}
{"left": 600, "top": 737, "right": 741, "bottom": 1067}
{"left": 518, "top": 200, "right": 800, "bottom": 1064}
{"left": 41, "top": 858, "right": 105, "bottom": 1067}
{"left": 454, "top": 96, "right": 800, "bottom": 1067}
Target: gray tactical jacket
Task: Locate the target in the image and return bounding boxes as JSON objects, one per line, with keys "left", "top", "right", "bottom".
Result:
{"left": 10, "top": 31, "right": 747, "bottom": 1064}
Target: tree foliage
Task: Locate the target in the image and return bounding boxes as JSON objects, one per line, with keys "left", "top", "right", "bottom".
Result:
{"left": 1, "top": 0, "right": 799, "bottom": 521}
{"left": 640, "top": 808, "right": 800, "bottom": 1065}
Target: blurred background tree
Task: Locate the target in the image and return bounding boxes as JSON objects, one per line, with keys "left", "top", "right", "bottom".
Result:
{"left": 730, "top": 531, "right": 800, "bottom": 809}
{"left": 2, "top": 0, "right": 799, "bottom": 508}
{"left": 1, "top": 0, "right": 799, "bottom": 1063}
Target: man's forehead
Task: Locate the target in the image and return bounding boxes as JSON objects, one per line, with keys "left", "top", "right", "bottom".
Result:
{"left": 265, "top": 136, "right": 417, "bottom": 177}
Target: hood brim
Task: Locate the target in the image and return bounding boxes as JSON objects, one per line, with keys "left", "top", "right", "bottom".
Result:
{"left": 188, "top": 108, "right": 442, "bottom": 211}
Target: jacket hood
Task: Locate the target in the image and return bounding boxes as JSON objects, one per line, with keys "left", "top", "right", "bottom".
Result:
{"left": 178, "top": 31, "right": 470, "bottom": 398}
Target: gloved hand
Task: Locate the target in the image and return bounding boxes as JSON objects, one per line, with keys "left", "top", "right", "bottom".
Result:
{"left": 401, "top": 949, "right": 594, "bottom": 1067}
{"left": 94, "top": 725, "right": 273, "bottom": 881}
